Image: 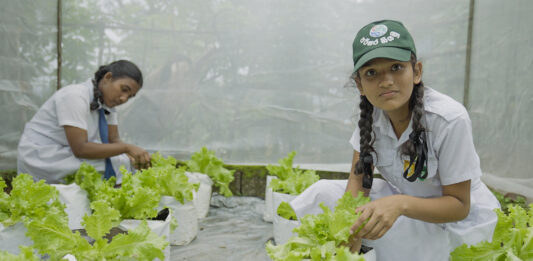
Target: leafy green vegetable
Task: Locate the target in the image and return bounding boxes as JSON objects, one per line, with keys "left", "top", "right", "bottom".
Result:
{"left": 266, "top": 191, "right": 370, "bottom": 260}
{"left": 270, "top": 169, "right": 319, "bottom": 195}
{"left": 186, "top": 147, "right": 235, "bottom": 197}
{"left": 73, "top": 163, "right": 161, "bottom": 220}
{"left": 267, "top": 151, "right": 297, "bottom": 180}
{"left": 267, "top": 151, "right": 320, "bottom": 195}
{"left": 277, "top": 202, "right": 297, "bottom": 221}
{"left": 142, "top": 152, "right": 199, "bottom": 204}
{"left": 0, "top": 174, "right": 65, "bottom": 227}
{"left": 490, "top": 188, "right": 528, "bottom": 214}
{"left": 450, "top": 204, "right": 533, "bottom": 260}
{"left": 27, "top": 200, "right": 168, "bottom": 261}
{"left": 0, "top": 246, "right": 39, "bottom": 261}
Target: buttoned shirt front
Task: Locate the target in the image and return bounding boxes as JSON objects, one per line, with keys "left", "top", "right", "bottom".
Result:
{"left": 350, "top": 87, "right": 483, "bottom": 197}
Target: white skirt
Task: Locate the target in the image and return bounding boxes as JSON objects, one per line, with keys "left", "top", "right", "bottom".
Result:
{"left": 17, "top": 130, "right": 132, "bottom": 184}
{"left": 289, "top": 179, "right": 499, "bottom": 261}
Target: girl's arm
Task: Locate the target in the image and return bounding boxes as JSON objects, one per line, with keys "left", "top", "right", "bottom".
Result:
{"left": 108, "top": 125, "right": 151, "bottom": 167}
{"left": 350, "top": 180, "right": 471, "bottom": 240}
{"left": 345, "top": 150, "right": 371, "bottom": 197}
{"left": 64, "top": 125, "right": 128, "bottom": 159}
{"left": 64, "top": 125, "right": 151, "bottom": 167}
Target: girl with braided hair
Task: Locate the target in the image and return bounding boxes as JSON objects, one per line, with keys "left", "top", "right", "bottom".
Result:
{"left": 289, "top": 20, "right": 499, "bottom": 260}
{"left": 17, "top": 60, "right": 151, "bottom": 184}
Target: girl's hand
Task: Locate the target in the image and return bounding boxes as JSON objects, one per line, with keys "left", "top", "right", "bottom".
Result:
{"left": 345, "top": 233, "right": 362, "bottom": 253}
{"left": 126, "top": 144, "right": 151, "bottom": 169}
{"left": 350, "top": 195, "right": 402, "bottom": 240}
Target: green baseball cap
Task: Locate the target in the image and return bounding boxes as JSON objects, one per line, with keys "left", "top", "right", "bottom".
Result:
{"left": 352, "top": 20, "right": 416, "bottom": 72}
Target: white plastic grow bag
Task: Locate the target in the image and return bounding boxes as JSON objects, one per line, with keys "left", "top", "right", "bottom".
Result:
{"left": 273, "top": 214, "right": 301, "bottom": 245}
{"left": 158, "top": 195, "right": 198, "bottom": 246}
{"left": 118, "top": 212, "right": 172, "bottom": 261}
{"left": 51, "top": 183, "right": 91, "bottom": 230}
{"left": 262, "top": 175, "right": 277, "bottom": 222}
{"left": 186, "top": 172, "right": 213, "bottom": 218}
{"left": 272, "top": 191, "right": 298, "bottom": 245}
{"left": 0, "top": 222, "right": 32, "bottom": 255}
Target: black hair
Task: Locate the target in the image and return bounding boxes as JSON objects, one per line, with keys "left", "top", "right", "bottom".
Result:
{"left": 351, "top": 54, "right": 425, "bottom": 188}
{"left": 90, "top": 60, "right": 143, "bottom": 111}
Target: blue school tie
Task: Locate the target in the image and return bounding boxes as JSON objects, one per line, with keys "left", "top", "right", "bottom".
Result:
{"left": 99, "top": 108, "right": 116, "bottom": 179}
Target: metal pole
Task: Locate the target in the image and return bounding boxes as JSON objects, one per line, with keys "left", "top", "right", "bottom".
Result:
{"left": 57, "top": 0, "right": 62, "bottom": 90}
{"left": 463, "top": 0, "right": 475, "bottom": 108}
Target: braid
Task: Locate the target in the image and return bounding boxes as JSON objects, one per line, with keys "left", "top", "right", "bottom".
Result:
{"left": 90, "top": 65, "right": 107, "bottom": 111}
{"left": 355, "top": 95, "right": 375, "bottom": 176}
{"left": 401, "top": 56, "right": 426, "bottom": 158}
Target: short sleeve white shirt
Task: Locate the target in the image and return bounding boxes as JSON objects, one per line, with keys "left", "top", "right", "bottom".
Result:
{"left": 350, "top": 87, "right": 482, "bottom": 197}
{"left": 24, "top": 79, "right": 118, "bottom": 145}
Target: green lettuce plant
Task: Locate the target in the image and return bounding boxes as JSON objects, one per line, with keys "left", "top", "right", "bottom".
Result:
{"left": 0, "top": 174, "right": 65, "bottom": 227}
{"left": 27, "top": 200, "right": 168, "bottom": 261}
{"left": 186, "top": 147, "right": 235, "bottom": 197}
{"left": 450, "top": 204, "right": 533, "bottom": 260}
{"left": 0, "top": 246, "right": 39, "bottom": 261}
{"left": 266, "top": 191, "right": 370, "bottom": 261}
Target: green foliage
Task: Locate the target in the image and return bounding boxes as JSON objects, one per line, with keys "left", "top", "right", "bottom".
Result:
{"left": 277, "top": 202, "right": 297, "bottom": 221}
{"left": 73, "top": 163, "right": 160, "bottom": 220}
{"left": 268, "top": 152, "right": 320, "bottom": 195}
{"left": 270, "top": 169, "right": 320, "bottom": 196}
{"left": 266, "top": 192, "right": 370, "bottom": 261}
{"left": 267, "top": 151, "right": 297, "bottom": 180}
{"left": 186, "top": 147, "right": 235, "bottom": 197}
{"left": 450, "top": 204, "right": 533, "bottom": 260}
{"left": 141, "top": 152, "right": 199, "bottom": 204}
{"left": 0, "top": 246, "right": 39, "bottom": 261}
{"left": 491, "top": 189, "right": 528, "bottom": 214}
{"left": 0, "top": 174, "right": 65, "bottom": 227}
{"left": 27, "top": 199, "right": 168, "bottom": 261}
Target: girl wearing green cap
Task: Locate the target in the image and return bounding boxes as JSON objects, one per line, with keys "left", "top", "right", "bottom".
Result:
{"left": 289, "top": 20, "right": 499, "bottom": 260}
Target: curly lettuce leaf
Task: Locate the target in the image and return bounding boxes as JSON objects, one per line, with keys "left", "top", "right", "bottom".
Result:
{"left": 451, "top": 204, "right": 533, "bottom": 260}
{"left": 137, "top": 164, "right": 198, "bottom": 204}
{"left": 270, "top": 169, "right": 319, "bottom": 195}
{"left": 267, "top": 191, "right": 369, "bottom": 261}
{"left": 151, "top": 151, "right": 177, "bottom": 168}
{"left": 0, "top": 174, "right": 64, "bottom": 227}
{"left": 266, "top": 151, "right": 297, "bottom": 180}
{"left": 186, "top": 147, "right": 235, "bottom": 197}
{"left": 102, "top": 220, "right": 168, "bottom": 261}
{"left": 0, "top": 246, "right": 39, "bottom": 261}
{"left": 27, "top": 197, "right": 167, "bottom": 261}
{"left": 82, "top": 200, "right": 121, "bottom": 241}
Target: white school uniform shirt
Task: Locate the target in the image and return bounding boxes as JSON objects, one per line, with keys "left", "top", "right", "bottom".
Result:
{"left": 17, "top": 79, "right": 129, "bottom": 183}
{"left": 349, "top": 87, "right": 499, "bottom": 251}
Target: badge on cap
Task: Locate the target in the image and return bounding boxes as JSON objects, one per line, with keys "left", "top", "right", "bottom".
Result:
{"left": 369, "top": 24, "right": 388, "bottom": 38}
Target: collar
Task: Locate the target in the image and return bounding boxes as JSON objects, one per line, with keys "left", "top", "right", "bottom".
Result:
{"left": 373, "top": 108, "right": 413, "bottom": 147}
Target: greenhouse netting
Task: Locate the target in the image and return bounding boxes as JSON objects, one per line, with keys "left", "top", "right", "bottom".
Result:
{"left": 1, "top": 0, "right": 532, "bottom": 200}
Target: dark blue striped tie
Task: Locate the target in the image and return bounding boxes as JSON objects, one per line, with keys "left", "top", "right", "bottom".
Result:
{"left": 98, "top": 108, "right": 116, "bottom": 179}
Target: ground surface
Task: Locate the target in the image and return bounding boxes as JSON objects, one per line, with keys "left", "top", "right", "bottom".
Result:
{"left": 171, "top": 195, "right": 273, "bottom": 261}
